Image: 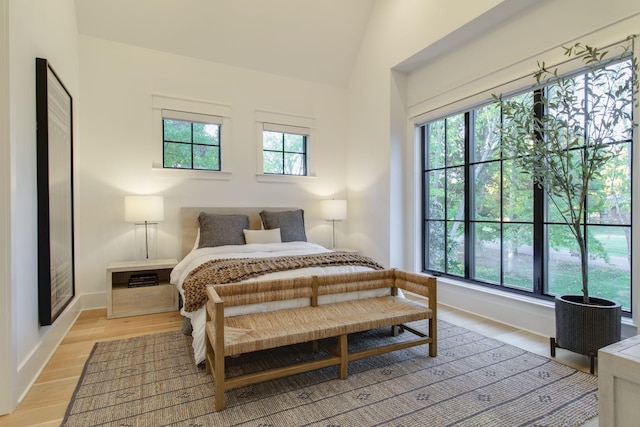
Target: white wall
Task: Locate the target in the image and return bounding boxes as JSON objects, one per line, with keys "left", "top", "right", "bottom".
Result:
{"left": 4, "top": 0, "right": 82, "bottom": 413}
{"left": 346, "top": 0, "right": 507, "bottom": 267}
{"left": 76, "top": 36, "right": 351, "bottom": 303}
{"left": 348, "top": 0, "right": 640, "bottom": 339}
{"left": 0, "top": 0, "right": 11, "bottom": 415}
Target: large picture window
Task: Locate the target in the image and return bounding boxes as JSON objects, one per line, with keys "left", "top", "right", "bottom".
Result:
{"left": 421, "top": 59, "right": 634, "bottom": 313}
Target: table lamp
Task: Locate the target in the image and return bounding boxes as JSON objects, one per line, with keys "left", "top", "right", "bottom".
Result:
{"left": 321, "top": 199, "right": 347, "bottom": 250}
{"left": 124, "top": 195, "right": 164, "bottom": 259}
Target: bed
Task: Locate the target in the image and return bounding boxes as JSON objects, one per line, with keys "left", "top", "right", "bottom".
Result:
{"left": 170, "top": 207, "right": 387, "bottom": 365}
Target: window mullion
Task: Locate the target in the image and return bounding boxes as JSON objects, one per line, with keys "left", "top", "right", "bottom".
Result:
{"left": 190, "top": 122, "right": 195, "bottom": 169}
{"left": 281, "top": 134, "right": 286, "bottom": 173}
{"left": 443, "top": 120, "right": 449, "bottom": 273}
{"left": 532, "top": 89, "right": 545, "bottom": 295}
{"left": 421, "top": 125, "right": 428, "bottom": 271}
{"left": 464, "top": 112, "right": 473, "bottom": 280}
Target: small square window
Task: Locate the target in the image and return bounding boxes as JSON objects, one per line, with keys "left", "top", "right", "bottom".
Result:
{"left": 262, "top": 124, "right": 308, "bottom": 176}
{"left": 162, "top": 110, "right": 221, "bottom": 171}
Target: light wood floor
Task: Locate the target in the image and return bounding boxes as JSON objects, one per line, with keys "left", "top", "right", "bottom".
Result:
{"left": 0, "top": 305, "right": 598, "bottom": 427}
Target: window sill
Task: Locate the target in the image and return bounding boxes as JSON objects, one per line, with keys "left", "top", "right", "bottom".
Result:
{"left": 256, "top": 174, "right": 317, "bottom": 183}
{"left": 436, "top": 275, "right": 636, "bottom": 327}
{"left": 437, "top": 276, "right": 553, "bottom": 308}
{"left": 151, "top": 167, "right": 232, "bottom": 180}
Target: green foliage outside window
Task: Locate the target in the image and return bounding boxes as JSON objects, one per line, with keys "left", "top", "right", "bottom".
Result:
{"left": 263, "top": 130, "right": 307, "bottom": 175}
{"left": 163, "top": 119, "right": 220, "bottom": 170}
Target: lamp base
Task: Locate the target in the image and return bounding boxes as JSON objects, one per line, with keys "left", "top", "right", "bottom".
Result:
{"left": 133, "top": 222, "right": 158, "bottom": 260}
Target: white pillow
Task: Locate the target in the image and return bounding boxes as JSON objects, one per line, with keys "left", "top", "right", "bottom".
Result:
{"left": 243, "top": 228, "right": 282, "bottom": 244}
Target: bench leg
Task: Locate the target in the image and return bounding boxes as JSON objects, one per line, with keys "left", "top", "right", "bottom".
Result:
{"left": 428, "top": 317, "right": 437, "bottom": 357}
{"left": 214, "top": 350, "right": 226, "bottom": 411}
{"left": 205, "top": 339, "right": 213, "bottom": 375}
{"left": 338, "top": 334, "right": 348, "bottom": 379}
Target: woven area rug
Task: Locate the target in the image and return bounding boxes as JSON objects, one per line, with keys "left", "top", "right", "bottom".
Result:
{"left": 62, "top": 320, "right": 598, "bottom": 426}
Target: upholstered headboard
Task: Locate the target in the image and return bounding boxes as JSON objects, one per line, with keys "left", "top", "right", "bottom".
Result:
{"left": 180, "top": 207, "right": 298, "bottom": 258}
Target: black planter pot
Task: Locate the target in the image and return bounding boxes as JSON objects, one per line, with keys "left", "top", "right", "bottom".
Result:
{"left": 551, "top": 294, "right": 621, "bottom": 373}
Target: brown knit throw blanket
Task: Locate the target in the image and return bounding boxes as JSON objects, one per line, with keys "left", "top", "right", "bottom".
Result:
{"left": 181, "top": 252, "right": 384, "bottom": 312}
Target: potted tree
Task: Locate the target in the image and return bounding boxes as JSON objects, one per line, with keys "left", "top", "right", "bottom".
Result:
{"left": 494, "top": 36, "right": 638, "bottom": 373}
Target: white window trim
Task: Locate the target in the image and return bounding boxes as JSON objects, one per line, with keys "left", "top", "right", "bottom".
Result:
{"left": 152, "top": 94, "right": 232, "bottom": 180}
{"left": 255, "top": 109, "right": 317, "bottom": 182}
{"left": 263, "top": 122, "right": 308, "bottom": 135}
{"left": 161, "top": 109, "right": 223, "bottom": 125}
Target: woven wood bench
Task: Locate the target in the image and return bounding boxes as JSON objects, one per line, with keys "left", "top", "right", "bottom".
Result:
{"left": 205, "top": 268, "right": 437, "bottom": 411}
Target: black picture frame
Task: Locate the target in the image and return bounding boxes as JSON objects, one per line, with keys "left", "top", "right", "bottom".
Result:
{"left": 35, "top": 57, "right": 75, "bottom": 326}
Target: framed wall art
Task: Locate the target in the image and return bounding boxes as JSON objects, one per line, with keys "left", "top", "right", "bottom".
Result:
{"left": 35, "top": 57, "right": 75, "bottom": 326}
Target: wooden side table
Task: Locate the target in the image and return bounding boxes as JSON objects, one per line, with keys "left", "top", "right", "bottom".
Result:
{"left": 106, "top": 258, "right": 178, "bottom": 319}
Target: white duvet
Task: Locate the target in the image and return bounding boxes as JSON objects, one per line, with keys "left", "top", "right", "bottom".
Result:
{"left": 170, "top": 241, "right": 384, "bottom": 365}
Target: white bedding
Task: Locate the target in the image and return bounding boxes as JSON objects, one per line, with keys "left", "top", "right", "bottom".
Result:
{"left": 171, "top": 241, "right": 384, "bottom": 365}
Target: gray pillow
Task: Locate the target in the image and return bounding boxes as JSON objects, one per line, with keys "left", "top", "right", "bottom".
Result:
{"left": 259, "top": 209, "right": 307, "bottom": 242}
{"left": 198, "top": 213, "right": 249, "bottom": 248}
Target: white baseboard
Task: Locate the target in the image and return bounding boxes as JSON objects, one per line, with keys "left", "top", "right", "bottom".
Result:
{"left": 81, "top": 291, "right": 106, "bottom": 311}
{"left": 15, "top": 297, "right": 82, "bottom": 406}
{"left": 13, "top": 291, "right": 107, "bottom": 409}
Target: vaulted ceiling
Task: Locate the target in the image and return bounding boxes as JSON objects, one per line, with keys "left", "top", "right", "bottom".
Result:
{"left": 75, "top": 0, "right": 375, "bottom": 87}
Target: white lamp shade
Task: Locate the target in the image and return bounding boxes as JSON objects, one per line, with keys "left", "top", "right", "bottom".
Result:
{"left": 321, "top": 199, "right": 347, "bottom": 221}
{"left": 124, "top": 195, "right": 165, "bottom": 223}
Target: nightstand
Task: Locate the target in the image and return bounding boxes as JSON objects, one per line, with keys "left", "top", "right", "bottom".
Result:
{"left": 106, "top": 258, "right": 178, "bottom": 319}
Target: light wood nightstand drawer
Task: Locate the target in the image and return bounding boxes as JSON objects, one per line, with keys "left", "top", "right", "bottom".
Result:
{"left": 111, "top": 283, "right": 178, "bottom": 318}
